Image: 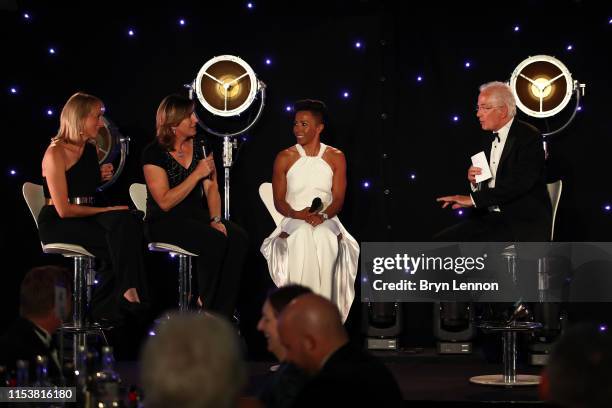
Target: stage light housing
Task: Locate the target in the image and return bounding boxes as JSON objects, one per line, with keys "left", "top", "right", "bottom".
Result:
{"left": 194, "top": 55, "right": 259, "bottom": 118}
{"left": 95, "top": 117, "right": 130, "bottom": 191}
{"left": 510, "top": 55, "right": 576, "bottom": 119}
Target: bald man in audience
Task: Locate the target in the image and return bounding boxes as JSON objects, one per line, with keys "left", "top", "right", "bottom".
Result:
{"left": 277, "top": 294, "right": 403, "bottom": 407}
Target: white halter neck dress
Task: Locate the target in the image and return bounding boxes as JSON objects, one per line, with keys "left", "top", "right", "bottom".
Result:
{"left": 260, "top": 143, "right": 360, "bottom": 321}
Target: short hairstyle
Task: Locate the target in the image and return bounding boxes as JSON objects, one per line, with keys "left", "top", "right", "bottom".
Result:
{"left": 479, "top": 81, "right": 517, "bottom": 117}
{"left": 294, "top": 99, "right": 328, "bottom": 125}
{"left": 141, "top": 313, "right": 246, "bottom": 408}
{"left": 52, "top": 92, "right": 104, "bottom": 145}
{"left": 155, "top": 94, "right": 195, "bottom": 151}
{"left": 546, "top": 323, "right": 612, "bottom": 407}
{"left": 20, "top": 265, "right": 70, "bottom": 318}
{"left": 267, "top": 284, "right": 312, "bottom": 316}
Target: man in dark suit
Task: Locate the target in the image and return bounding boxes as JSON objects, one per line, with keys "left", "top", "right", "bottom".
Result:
{"left": 277, "top": 293, "right": 403, "bottom": 407}
{"left": 436, "top": 81, "right": 551, "bottom": 242}
{"left": 0, "top": 265, "right": 71, "bottom": 384}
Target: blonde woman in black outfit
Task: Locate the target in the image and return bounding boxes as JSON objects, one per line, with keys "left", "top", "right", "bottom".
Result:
{"left": 141, "top": 94, "right": 248, "bottom": 318}
{"left": 39, "top": 92, "right": 148, "bottom": 322}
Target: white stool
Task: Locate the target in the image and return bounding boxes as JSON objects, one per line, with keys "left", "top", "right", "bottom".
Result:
{"left": 129, "top": 183, "right": 197, "bottom": 312}
{"left": 22, "top": 183, "right": 109, "bottom": 366}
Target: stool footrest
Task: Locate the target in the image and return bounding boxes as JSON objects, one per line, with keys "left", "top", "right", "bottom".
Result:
{"left": 469, "top": 374, "right": 541, "bottom": 386}
{"left": 61, "top": 322, "right": 112, "bottom": 333}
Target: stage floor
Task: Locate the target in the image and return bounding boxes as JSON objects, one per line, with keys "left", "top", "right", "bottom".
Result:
{"left": 118, "top": 347, "right": 546, "bottom": 407}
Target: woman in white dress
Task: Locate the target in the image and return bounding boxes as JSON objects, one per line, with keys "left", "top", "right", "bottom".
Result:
{"left": 261, "top": 100, "right": 359, "bottom": 321}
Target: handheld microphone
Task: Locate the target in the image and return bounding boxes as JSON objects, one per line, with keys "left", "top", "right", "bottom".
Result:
{"left": 200, "top": 139, "right": 207, "bottom": 158}
{"left": 200, "top": 139, "right": 213, "bottom": 180}
{"left": 309, "top": 197, "right": 323, "bottom": 213}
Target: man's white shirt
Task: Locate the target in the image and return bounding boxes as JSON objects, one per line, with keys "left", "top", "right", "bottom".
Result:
{"left": 470, "top": 117, "right": 514, "bottom": 212}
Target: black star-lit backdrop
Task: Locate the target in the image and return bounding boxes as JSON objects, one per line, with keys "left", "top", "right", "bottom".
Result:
{"left": 1, "top": 1, "right": 611, "bottom": 356}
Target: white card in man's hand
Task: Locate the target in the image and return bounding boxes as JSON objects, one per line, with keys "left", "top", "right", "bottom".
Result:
{"left": 471, "top": 151, "right": 492, "bottom": 183}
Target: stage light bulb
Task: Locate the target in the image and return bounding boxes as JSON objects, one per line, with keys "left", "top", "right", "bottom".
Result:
{"left": 529, "top": 78, "right": 553, "bottom": 99}
{"left": 355, "top": 41, "right": 362, "bottom": 48}
{"left": 514, "top": 25, "right": 520, "bottom": 32}
{"left": 410, "top": 173, "right": 416, "bottom": 180}
{"left": 342, "top": 91, "right": 350, "bottom": 98}
{"left": 128, "top": 29, "right": 135, "bottom": 36}
{"left": 247, "top": 2, "right": 254, "bottom": 9}
{"left": 577, "top": 105, "right": 582, "bottom": 111}
{"left": 10, "top": 87, "right": 17, "bottom": 94}
{"left": 457, "top": 210, "right": 464, "bottom": 216}
{"left": 363, "top": 181, "right": 370, "bottom": 188}
{"left": 48, "top": 48, "right": 55, "bottom": 54}
{"left": 216, "top": 75, "right": 243, "bottom": 99}
{"left": 285, "top": 105, "right": 292, "bottom": 112}
{"left": 265, "top": 58, "right": 271, "bottom": 65}
{"left": 566, "top": 44, "right": 573, "bottom": 51}
{"left": 417, "top": 75, "right": 423, "bottom": 82}
{"left": 600, "top": 324, "right": 608, "bottom": 332}
{"left": 179, "top": 19, "right": 186, "bottom": 26}
{"left": 452, "top": 115, "right": 459, "bottom": 122}
{"left": 23, "top": 13, "right": 30, "bottom": 19}
{"left": 604, "top": 204, "right": 611, "bottom": 212}
{"left": 10, "top": 170, "right": 16, "bottom": 175}
{"left": 46, "top": 109, "right": 53, "bottom": 116}
{"left": 464, "top": 61, "right": 471, "bottom": 68}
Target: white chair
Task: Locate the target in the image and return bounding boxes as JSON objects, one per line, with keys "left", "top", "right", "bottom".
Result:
{"left": 22, "top": 182, "right": 107, "bottom": 363}
{"left": 547, "top": 180, "right": 562, "bottom": 241}
{"left": 471, "top": 181, "right": 564, "bottom": 386}
{"left": 258, "top": 182, "right": 283, "bottom": 227}
{"left": 129, "top": 183, "right": 197, "bottom": 312}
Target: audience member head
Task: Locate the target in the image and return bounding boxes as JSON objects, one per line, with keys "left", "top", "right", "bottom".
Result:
{"left": 476, "top": 81, "right": 516, "bottom": 131}
{"left": 293, "top": 99, "right": 327, "bottom": 145}
{"left": 277, "top": 293, "right": 348, "bottom": 375}
{"left": 156, "top": 94, "right": 196, "bottom": 150}
{"left": 141, "top": 312, "right": 246, "bottom": 408}
{"left": 544, "top": 323, "right": 612, "bottom": 408}
{"left": 53, "top": 92, "right": 104, "bottom": 145}
{"left": 257, "top": 284, "right": 312, "bottom": 361}
{"left": 20, "top": 265, "right": 71, "bottom": 334}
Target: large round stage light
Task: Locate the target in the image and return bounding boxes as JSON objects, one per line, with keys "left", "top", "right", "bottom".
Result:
{"left": 509, "top": 55, "right": 585, "bottom": 136}
{"left": 194, "top": 55, "right": 259, "bottom": 118}
{"left": 95, "top": 117, "right": 130, "bottom": 191}
{"left": 510, "top": 55, "right": 574, "bottom": 118}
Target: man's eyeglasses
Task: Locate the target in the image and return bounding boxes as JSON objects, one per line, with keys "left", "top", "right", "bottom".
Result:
{"left": 475, "top": 105, "right": 504, "bottom": 112}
